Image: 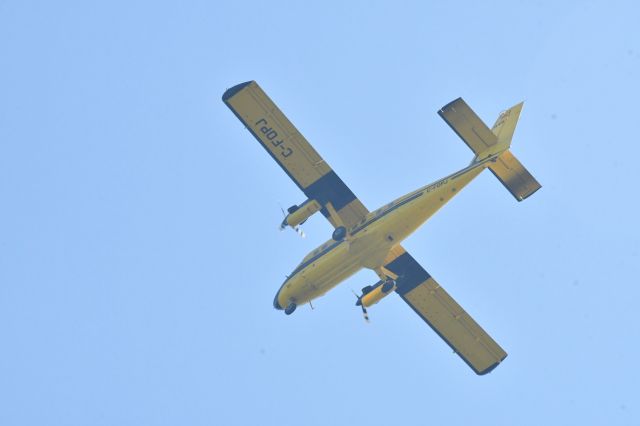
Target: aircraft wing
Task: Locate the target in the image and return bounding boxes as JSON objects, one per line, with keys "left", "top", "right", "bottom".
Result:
{"left": 383, "top": 246, "right": 508, "bottom": 375}
{"left": 223, "top": 81, "right": 368, "bottom": 228}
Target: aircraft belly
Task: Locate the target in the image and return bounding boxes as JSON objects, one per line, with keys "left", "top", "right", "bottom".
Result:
{"left": 349, "top": 229, "right": 394, "bottom": 269}
{"left": 302, "top": 252, "right": 362, "bottom": 296}
{"left": 285, "top": 245, "right": 362, "bottom": 305}
{"left": 279, "top": 166, "right": 487, "bottom": 308}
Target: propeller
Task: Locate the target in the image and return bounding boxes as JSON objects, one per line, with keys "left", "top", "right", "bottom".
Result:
{"left": 352, "top": 290, "right": 370, "bottom": 323}
{"left": 279, "top": 206, "right": 306, "bottom": 238}
{"left": 359, "top": 303, "right": 369, "bottom": 322}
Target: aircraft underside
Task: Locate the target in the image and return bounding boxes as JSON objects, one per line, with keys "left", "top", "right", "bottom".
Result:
{"left": 224, "top": 80, "right": 540, "bottom": 374}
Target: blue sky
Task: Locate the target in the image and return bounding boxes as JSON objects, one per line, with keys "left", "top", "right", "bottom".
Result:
{"left": 1, "top": 1, "right": 639, "bottom": 425}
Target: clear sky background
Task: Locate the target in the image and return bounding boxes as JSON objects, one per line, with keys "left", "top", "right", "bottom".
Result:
{"left": 1, "top": 1, "right": 639, "bottom": 425}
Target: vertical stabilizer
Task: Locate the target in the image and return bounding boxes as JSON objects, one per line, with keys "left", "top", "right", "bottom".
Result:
{"left": 491, "top": 102, "right": 524, "bottom": 147}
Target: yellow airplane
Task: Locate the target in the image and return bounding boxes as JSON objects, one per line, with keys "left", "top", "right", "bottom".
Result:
{"left": 223, "top": 81, "right": 540, "bottom": 375}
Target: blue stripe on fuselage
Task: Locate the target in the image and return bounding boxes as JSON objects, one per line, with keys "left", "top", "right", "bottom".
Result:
{"left": 350, "top": 191, "right": 424, "bottom": 235}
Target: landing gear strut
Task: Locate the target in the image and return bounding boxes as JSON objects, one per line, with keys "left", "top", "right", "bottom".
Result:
{"left": 284, "top": 302, "right": 297, "bottom": 315}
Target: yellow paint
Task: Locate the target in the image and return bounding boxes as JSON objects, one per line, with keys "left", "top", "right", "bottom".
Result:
{"left": 225, "top": 81, "right": 541, "bottom": 375}
{"left": 360, "top": 281, "right": 396, "bottom": 308}
{"left": 285, "top": 199, "right": 321, "bottom": 227}
{"left": 275, "top": 156, "right": 492, "bottom": 309}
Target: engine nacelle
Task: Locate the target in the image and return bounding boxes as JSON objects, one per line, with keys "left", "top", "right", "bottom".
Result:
{"left": 357, "top": 279, "right": 396, "bottom": 308}
{"left": 280, "top": 199, "right": 322, "bottom": 229}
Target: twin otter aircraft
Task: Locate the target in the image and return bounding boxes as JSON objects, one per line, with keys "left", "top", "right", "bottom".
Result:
{"left": 223, "top": 81, "right": 540, "bottom": 375}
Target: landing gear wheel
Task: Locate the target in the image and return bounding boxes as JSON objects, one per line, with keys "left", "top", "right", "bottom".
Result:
{"left": 284, "top": 302, "right": 297, "bottom": 315}
{"left": 332, "top": 226, "right": 347, "bottom": 241}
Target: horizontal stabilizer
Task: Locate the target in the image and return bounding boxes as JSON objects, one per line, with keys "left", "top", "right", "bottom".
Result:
{"left": 438, "top": 98, "right": 499, "bottom": 158}
{"left": 440, "top": 97, "right": 541, "bottom": 201}
{"left": 489, "top": 150, "right": 541, "bottom": 201}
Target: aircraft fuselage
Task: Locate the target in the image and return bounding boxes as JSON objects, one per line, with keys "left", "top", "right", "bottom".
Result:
{"left": 273, "top": 156, "right": 494, "bottom": 310}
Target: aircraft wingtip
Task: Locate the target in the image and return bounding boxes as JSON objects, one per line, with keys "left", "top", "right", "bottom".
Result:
{"left": 222, "top": 81, "right": 254, "bottom": 102}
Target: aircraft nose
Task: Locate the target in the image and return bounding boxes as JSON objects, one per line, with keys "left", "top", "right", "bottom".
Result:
{"left": 273, "top": 291, "right": 283, "bottom": 310}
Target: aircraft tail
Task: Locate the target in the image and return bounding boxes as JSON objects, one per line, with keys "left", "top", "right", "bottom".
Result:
{"left": 488, "top": 150, "right": 541, "bottom": 201}
{"left": 487, "top": 102, "right": 541, "bottom": 201}
{"left": 438, "top": 98, "right": 541, "bottom": 201}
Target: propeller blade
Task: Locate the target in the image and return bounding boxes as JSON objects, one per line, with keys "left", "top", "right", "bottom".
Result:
{"left": 352, "top": 289, "right": 369, "bottom": 322}
{"left": 361, "top": 304, "right": 370, "bottom": 323}
{"left": 278, "top": 204, "right": 287, "bottom": 231}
